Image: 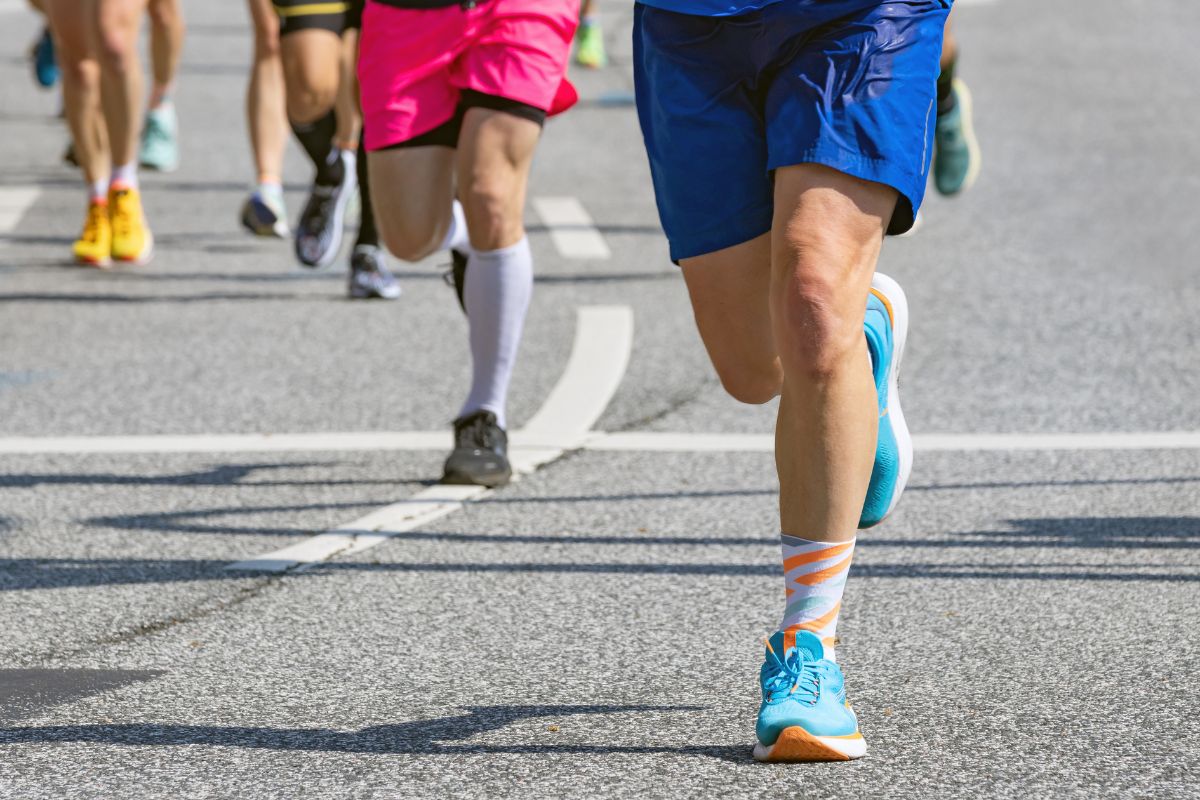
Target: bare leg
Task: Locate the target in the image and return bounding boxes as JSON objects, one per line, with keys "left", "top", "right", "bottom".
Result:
{"left": 368, "top": 146, "right": 457, "bottom": 261}
{"left": 941, "top": 9, "right": 957, "bottom": 68}
{"left": 280, "top": 29, "right": 340, "bottom": 124}
{"left": 333, "top": 28, "right": 360, "bottom": 150}
{"left": 146, "top": 0, "right": 184, "bottom": 108}
{"left": 456, "top": 108, "right": 540, "bottom": 250}
{"left": 245, "top": 0, "right": 287, "bottom": 184}
{"left": 94, "top": 0, "right": 148, "bottom": 171}
{"left": 770, "top": 164, "right": 894, "bottom": 540}
{"left": 45, "top": 0, "right": 109, "bottom": 186}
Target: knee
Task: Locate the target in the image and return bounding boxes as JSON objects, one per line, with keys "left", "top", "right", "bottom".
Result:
{"left": 774, "top": 265, "right": 866, "bottom": 382}
{"left": 460, "top": 172, "right": 521, "bottom": 249}
{"left": 286, "top": 81, "right": 337, "bottom": 124}
{"left": 254, "top": 21, "right": 281, "bottom": 59}
{"left": 95, "top": 31, "right": 134, "bottom": 73}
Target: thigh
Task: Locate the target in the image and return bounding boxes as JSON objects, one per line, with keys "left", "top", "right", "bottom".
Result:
{"left": 45, "top": 0, "right": 95, "bottom": 59}
{"left": 95, "top": 0, "right": 147, "bottom": 44}
{"left": 367, "top": 147, "right": 456, "bottom": 238}
{"left": 764, "top": 0, "right": 949, "bottom": 235}
{"left": 280, "top": 29, "right": 341, "bottom": 90}
{"left": 633, "top": 5, "right": 773, "bottom": 263}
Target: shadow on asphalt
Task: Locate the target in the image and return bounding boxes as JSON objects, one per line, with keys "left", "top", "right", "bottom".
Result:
{"left": 2, "top": 516, "right": 1198, "bottom": 590}
{"left": 0, "top": 462, "right": 418, "bottom": 490}
{"left": 0, "top": 704, "right": 748, "bottom": 761}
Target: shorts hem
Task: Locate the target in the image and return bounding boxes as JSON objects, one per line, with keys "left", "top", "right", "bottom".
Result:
{"left": 667, "top": 214, "right": 772, "bottom": 263}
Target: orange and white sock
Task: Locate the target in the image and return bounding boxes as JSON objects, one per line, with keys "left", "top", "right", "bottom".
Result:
{"left": 778, "top": 534, "right": 855, "bottom": 662}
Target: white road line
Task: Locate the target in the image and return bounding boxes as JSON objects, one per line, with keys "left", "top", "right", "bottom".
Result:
{"left": 531, "top": 196, "right": 611, "bottom": 260}
{"left": 0, "top": 187, "right": 41, "bottom": 239}
{"left": 5, "top": 429, "right": 1200, "bottom": 457}
{"left": 226, "top": 305, "right": 635, "bottom": 573}
{"left": 587, "top": 431, "right": 1200, "bottom": 453}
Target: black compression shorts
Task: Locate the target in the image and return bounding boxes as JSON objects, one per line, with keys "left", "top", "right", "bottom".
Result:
{"left": 274, "top": 0, "right": 364, "bottom": 36}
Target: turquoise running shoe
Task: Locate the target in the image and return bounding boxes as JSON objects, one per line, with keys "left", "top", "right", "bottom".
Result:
{"left": 933, "top": 78, "right": 981, "bottom": 196}
{"left": 754, "top": 629, "right": 866, "bottom": 762}
{"left": 31, "top": 26, "right": 58, "bottom": 89}
{"left": 859, "top": 272, "right": 912, "bottom": 529}
{"left": 139, "top": 102, "right": 180, "bottom": 173}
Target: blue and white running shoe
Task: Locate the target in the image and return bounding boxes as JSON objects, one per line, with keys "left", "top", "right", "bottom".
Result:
{"left": 859, "top": 272, "right": 912, "bottom": 529}
{"left": 754, "top": 629, "right": 866, "bottom": 762}
{"left": 348, "top": 245, "right": 401, "bottom": 300}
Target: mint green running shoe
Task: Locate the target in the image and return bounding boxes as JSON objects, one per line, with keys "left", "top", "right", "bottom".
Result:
{"left": 575, "top": 21, "right": 607, "bottom": 69}
{"left": 140, "top": 101, "right": 180, "bottom": 173}
{"left": 933, "top": 78, "right": 980, "bottom": 196}
{"left": 754, "top": 630, "right": 866, "bottom": 762}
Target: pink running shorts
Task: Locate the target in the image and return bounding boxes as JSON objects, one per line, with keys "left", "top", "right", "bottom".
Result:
{"left": 359, "top": 0, "right": 580, "bottom": 151}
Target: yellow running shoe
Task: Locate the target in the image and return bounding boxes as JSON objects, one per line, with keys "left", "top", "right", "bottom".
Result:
{"left": 109, "top": 185, "right": 154, "bottom": 264}
{"left": 72, "top": 199, "right": 112, "bottom": 268}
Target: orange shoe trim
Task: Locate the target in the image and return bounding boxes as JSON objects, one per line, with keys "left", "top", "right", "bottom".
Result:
{"left": 758, "top": 726, "right": 861, "bottom": 763}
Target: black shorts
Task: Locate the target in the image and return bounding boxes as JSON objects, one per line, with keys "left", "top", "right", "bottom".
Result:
{"left": 274, "top": 0, "right": 364, "bottom": 36}
{"left": 379, "top": 90, "right": 547, "bottom": 150}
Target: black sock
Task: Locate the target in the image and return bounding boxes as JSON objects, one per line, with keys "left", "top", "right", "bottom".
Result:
{"left": 290, "top": 109, "right": 340, "bottom": 183}
{"left": 936, "top": 56, "right": 957, "bottom": 117}
{"left": 354, "top": 129, "right": 379, "bottom": 249}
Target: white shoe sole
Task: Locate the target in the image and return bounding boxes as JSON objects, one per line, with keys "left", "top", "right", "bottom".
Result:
{"left": 869, "top": 272, "right": 912, "bottom": 524}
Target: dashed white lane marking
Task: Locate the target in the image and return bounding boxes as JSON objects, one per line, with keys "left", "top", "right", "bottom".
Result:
{"left": 531, "top": 197, "right": 611, "bottom": 260}
{"left": 0, "top": 187, "right": 41, "bottom": 240}
{"left": 6, "top": 429, "right": 1200, "bottom": 457}
{"left": 226, "top": 305, "right": 634, "bottom": 573}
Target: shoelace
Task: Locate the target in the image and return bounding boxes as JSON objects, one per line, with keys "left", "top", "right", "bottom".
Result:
{"left": 84, "top": 205, "right": 106, "bottom": 243}
{"left": 455, "top": 413, "right": 498, "bottom": 450}
{"left": 763, "top": 638, "right": 822, "bottom": 705}
{"left": 111, "top": 193, "right": 137, "bottom": 240}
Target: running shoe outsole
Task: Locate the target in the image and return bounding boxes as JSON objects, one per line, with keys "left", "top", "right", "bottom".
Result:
{"left": 753, "top": 726, "right": 867, "bottom": 762}
{"left": 863, "top": 272, "right": 912, "bottom": 527}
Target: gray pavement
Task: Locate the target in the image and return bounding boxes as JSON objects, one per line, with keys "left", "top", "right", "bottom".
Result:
{"left": 1, "top": 1, "right": 1199, "bottom": 797}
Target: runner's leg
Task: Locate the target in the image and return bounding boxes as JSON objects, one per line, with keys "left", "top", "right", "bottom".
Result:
{"left": 278, "top": 7, "right": 356, "bottom": 267}
{"left": 139, "top": 0, "right": 183, "bottom": 171}
{"left": 94, "top": 0, "right": 153, "bottom": 263}
{"left": 241, "top": 0, "right": 289, "bottom": 237}
{"left": 45, "top": 0, "right": 112, "bottom": 265}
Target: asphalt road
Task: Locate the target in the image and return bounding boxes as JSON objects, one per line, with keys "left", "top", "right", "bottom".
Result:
{"left": 1, "top": 1, "right": 1199, "bottom": 797}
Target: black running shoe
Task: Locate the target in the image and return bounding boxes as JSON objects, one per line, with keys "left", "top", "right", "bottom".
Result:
{"left": 442, "top": 410, "right": 512, "bottom": 487}
{"left": 348, "top": 245, "right": 401, "bottom": 300}
{"left": 295, "top": 150, "right": 356, "bottom": 269}
{"left": 442, "top": 248, "right": 468, "bottom": 312}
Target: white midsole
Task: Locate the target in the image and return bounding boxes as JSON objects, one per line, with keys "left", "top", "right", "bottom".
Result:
{"left": 752, "top": 733, "right": 868, "bottom": 761}
{"left": 870, "top": 272, "right": 913, "bottom": 521}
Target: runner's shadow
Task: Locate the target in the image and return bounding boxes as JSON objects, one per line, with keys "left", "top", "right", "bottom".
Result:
{"left": 0, "top": 462, "right": 411, "bottom": 489}
{"left": 0, "top": 704, "right": 747, "bottom": 760}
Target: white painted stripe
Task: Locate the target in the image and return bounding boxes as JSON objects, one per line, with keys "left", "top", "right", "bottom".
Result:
{"left": 226, "top": 304, "right": 635, "bottom": 572}
{"left": 5, "top": 429, "right": 1200, "bottom": 457}
{"left": 531, "top": 196, "right": 611, "bottom": 260}
{"left": 0, "top": 431, "right": 450, "bottom": 455}
{"left": 588, "top": 431, "right": 1200, "bottom": 453}
{"left": 0, "top": 187, "right": 40, "bottom": 237}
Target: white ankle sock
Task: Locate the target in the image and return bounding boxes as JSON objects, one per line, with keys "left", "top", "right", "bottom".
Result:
{"left": 458, "top": 236, "right": 533, "bottom": 429}
{"left": 89, "top": 179, "right": 108, "bottom": 202}
{"left": 111, "top": 162, "right": 138, "bottom": 190}
{"left": 438, "top": 200, "right": 469, "bottom": 252}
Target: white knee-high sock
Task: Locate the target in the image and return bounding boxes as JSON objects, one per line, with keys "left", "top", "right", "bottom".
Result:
{"left": 458, "top": 236, "right": 533, "bottom": 429}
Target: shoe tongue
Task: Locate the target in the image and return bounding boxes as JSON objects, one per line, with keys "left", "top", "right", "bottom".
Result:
{"left": 767, "top": 629, "right": 825, "bottom": 663}
{"left": 791, "top": 630, "right": 825, "bottom": 662}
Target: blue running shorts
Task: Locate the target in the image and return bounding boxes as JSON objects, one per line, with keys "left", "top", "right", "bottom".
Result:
{"left": 633, "top": 0, "right": 950, "bottom": 262}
